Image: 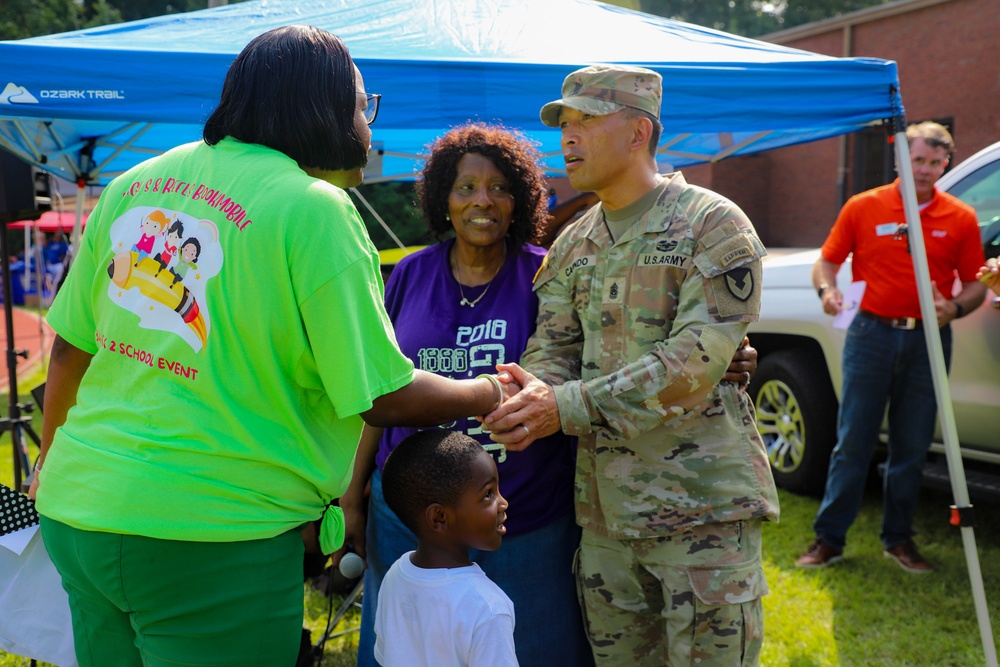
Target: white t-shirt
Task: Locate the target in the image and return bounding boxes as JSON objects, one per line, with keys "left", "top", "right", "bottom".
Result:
{"left": 374, "top": 551, "right": 518, "bottom": 667}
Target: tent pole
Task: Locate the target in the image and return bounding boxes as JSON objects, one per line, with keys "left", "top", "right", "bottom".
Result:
{"left": 895, "top": 130, "right": 997, "bottom": 667}
{"left": 349, "top": 187, "right": 407, "bottom": 251}
{"left": 22, "top": 226, "right": 30, "bottom": 294}
{"left": 71, "top": 180, "right": 86, "bottom": 251}
{"left": 30, "top": 223, "right": 45, "bottom": 356}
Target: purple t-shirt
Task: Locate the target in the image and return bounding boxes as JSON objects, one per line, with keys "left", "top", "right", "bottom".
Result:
{"left": 377, "top": 239, "right": 575, "bottom": 535}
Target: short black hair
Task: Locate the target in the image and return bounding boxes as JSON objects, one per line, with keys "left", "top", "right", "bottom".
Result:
{"left": 382, "top": 430, "right": 485, "bottom": 534}
{"left": 203, "top": 24, "right": 368, "bottom": 172}
{"left": 417, "top": 123, "right": 548, "bottom": 250}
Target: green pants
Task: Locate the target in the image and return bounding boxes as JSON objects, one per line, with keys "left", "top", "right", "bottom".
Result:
{"left": 577, "top": 520, "right": 767, "bottom": 666}
{"left": 41, "top": 517, "right": 304, "bottom": 667}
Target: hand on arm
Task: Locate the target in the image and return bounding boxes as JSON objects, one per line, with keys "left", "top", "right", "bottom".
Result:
{"left": 28, "top": 335, "right": 94, "bottom": 500}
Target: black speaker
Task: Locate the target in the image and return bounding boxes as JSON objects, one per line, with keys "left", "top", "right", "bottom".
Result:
{"left": 0, "top": 149, "right": 45, "bottom": 223}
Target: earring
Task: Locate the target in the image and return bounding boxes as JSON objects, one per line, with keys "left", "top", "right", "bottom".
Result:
{"left": 445, "top": 214, "right": 450, "bottom": 221}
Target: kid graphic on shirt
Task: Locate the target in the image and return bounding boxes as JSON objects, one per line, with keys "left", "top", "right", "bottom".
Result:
{"left": 172, "top": 237, "right": 201, "bottom": 285}
{"left": 156, "top": 220, "right": 184, "bottom": 277}
{"left": 110, "top": 207, "right": 222, "bottom": 353}
{"left": 132, "top": 210, "right": 169, "bottom": 264}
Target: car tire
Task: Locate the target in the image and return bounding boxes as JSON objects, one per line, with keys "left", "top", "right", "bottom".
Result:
{"left": 749, "top": 349, "right": 838, "bottom": 497}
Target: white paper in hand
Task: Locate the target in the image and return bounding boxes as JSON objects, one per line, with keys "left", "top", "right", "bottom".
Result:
{"left": 833, "top": 280, "right": 866, "bottom": 330}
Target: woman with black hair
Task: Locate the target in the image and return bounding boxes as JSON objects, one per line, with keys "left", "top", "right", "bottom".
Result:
{"left": 31, "top": 26, "right": 511, "bottom": 666}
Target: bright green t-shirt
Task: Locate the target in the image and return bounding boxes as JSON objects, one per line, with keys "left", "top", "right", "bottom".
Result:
{"left": 37, "top": 138, "right": 414, "bottom": 541}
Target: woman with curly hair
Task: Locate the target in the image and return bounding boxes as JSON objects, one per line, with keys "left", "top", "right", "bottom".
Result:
{"left": 340, "top": 122, "right": 595, "bottom": 667}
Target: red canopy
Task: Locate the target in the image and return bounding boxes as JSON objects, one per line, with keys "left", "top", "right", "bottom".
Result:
{"left": 8, "top": 210, "right": 87, "bottom": 233}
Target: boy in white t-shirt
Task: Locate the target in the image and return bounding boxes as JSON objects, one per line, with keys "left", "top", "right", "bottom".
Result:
{"left": 374, "top": 430, "right": 518, "bottom": 667}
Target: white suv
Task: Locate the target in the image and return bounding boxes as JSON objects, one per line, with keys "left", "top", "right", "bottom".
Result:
{"left": 747, "top": 140, "right": 1000, "bottom": 496}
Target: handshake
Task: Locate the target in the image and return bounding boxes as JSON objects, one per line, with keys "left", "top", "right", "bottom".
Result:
{"left": 479, "top": 363, "right": 555, "bottom": 452}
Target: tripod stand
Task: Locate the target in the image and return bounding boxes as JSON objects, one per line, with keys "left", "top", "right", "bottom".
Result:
{"left": 0, "top": 216, "right": 43, "bottom": 492}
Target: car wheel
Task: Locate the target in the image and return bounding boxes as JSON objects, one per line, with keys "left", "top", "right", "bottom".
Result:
{"left": 748, "top": 349, "right": 838, "bottom": 496}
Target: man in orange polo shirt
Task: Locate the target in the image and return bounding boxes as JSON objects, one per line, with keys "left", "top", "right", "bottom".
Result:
{"left": 798, "top": 121, "right": 986, "bottom": 573}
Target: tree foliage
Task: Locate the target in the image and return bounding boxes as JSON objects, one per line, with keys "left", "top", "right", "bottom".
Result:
{"left": 0, "top": 0, "right": 121, "bottom": 40}
{"left": 637, "top": 0, "right": 781, "bottom": 37}
{"left": 90, "top": 0, "right": 229, "bottom": 24}
{"left": 779, "top": 0, "right": 894, "bottom": 32}
{"left": 0, "top": 1, "right": 254, "bottom": 40}
{"left": 350, "top": 182, "right": 434, "bottom": 251}
{"left": 632, "top": 0, "right": 894, "bottom": 37}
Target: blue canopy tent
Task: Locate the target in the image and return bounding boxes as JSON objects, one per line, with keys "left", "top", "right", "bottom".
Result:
{"left": 0, "top": 0, "right": 903, "bottom": 187}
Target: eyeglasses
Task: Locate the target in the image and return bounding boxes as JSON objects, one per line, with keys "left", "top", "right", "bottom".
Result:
{"left": 363, "top": 93, "right": 381, "bottom": 125}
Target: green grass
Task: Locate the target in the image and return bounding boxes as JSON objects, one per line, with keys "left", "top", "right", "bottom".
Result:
{"left": 0, "top": 362, "right": 48, "bottom": 489}
{"left": 3, "top": 385, "right": 998, "bottom": 666}
{"left": 304, "top": 578, "right": 362, "bottom": 666}
{"left": 761, "top": 486, "right": 1000, "bottom": 667}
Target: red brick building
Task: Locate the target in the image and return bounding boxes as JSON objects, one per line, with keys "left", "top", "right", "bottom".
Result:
{"left": 682, "top": 0, "right": 1000, "bottom": 248}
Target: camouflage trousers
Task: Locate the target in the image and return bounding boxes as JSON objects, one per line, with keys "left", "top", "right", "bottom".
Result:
{"left": 576, "top": 519, "right": 767, "bottom": 666}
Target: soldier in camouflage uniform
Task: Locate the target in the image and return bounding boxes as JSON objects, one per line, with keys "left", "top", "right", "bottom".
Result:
{"left": 484, "top": 65, "right": 780, "bottom": 666}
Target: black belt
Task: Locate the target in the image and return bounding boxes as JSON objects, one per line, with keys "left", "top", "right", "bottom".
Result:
{"left": 858, "top": 309, "right": 921, "bottom": 330}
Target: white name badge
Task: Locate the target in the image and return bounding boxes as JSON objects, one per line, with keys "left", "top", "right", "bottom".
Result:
{"left": 876, "top": 222, "right": 900, "bottom": 236}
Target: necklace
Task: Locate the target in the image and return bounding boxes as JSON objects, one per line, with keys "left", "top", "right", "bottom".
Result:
{"left": 455, "top": 244, "right": 506, "bottom": 308}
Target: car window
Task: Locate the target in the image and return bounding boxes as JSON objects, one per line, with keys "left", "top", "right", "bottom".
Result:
{"left": 945, "top": 156, "right": 1000, "bottom": 256}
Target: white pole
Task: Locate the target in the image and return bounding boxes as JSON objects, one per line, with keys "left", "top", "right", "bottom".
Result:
{"left": 21, "top": 225, "right": 29, "bottom": 293}
{"left": 895, "top": 131, "right": 997, "bottom": 667}
{"left": 30, "top": 222, "right": 45, "bottom": 360}
{"left": 71, "top": 181, "right": 85, "bottom": 252}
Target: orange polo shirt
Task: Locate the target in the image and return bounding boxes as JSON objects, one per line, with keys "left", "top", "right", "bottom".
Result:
{"left": 821, "top": 180, "right": 984, "bottom": 319}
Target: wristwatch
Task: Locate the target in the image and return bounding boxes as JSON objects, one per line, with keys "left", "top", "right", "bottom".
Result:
{"left": 817, "top": 283, "right": 830, "bottom": 299}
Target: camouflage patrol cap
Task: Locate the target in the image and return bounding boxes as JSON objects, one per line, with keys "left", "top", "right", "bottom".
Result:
{"left": 540, "top": 65, "right": 662, "bottom": 127}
